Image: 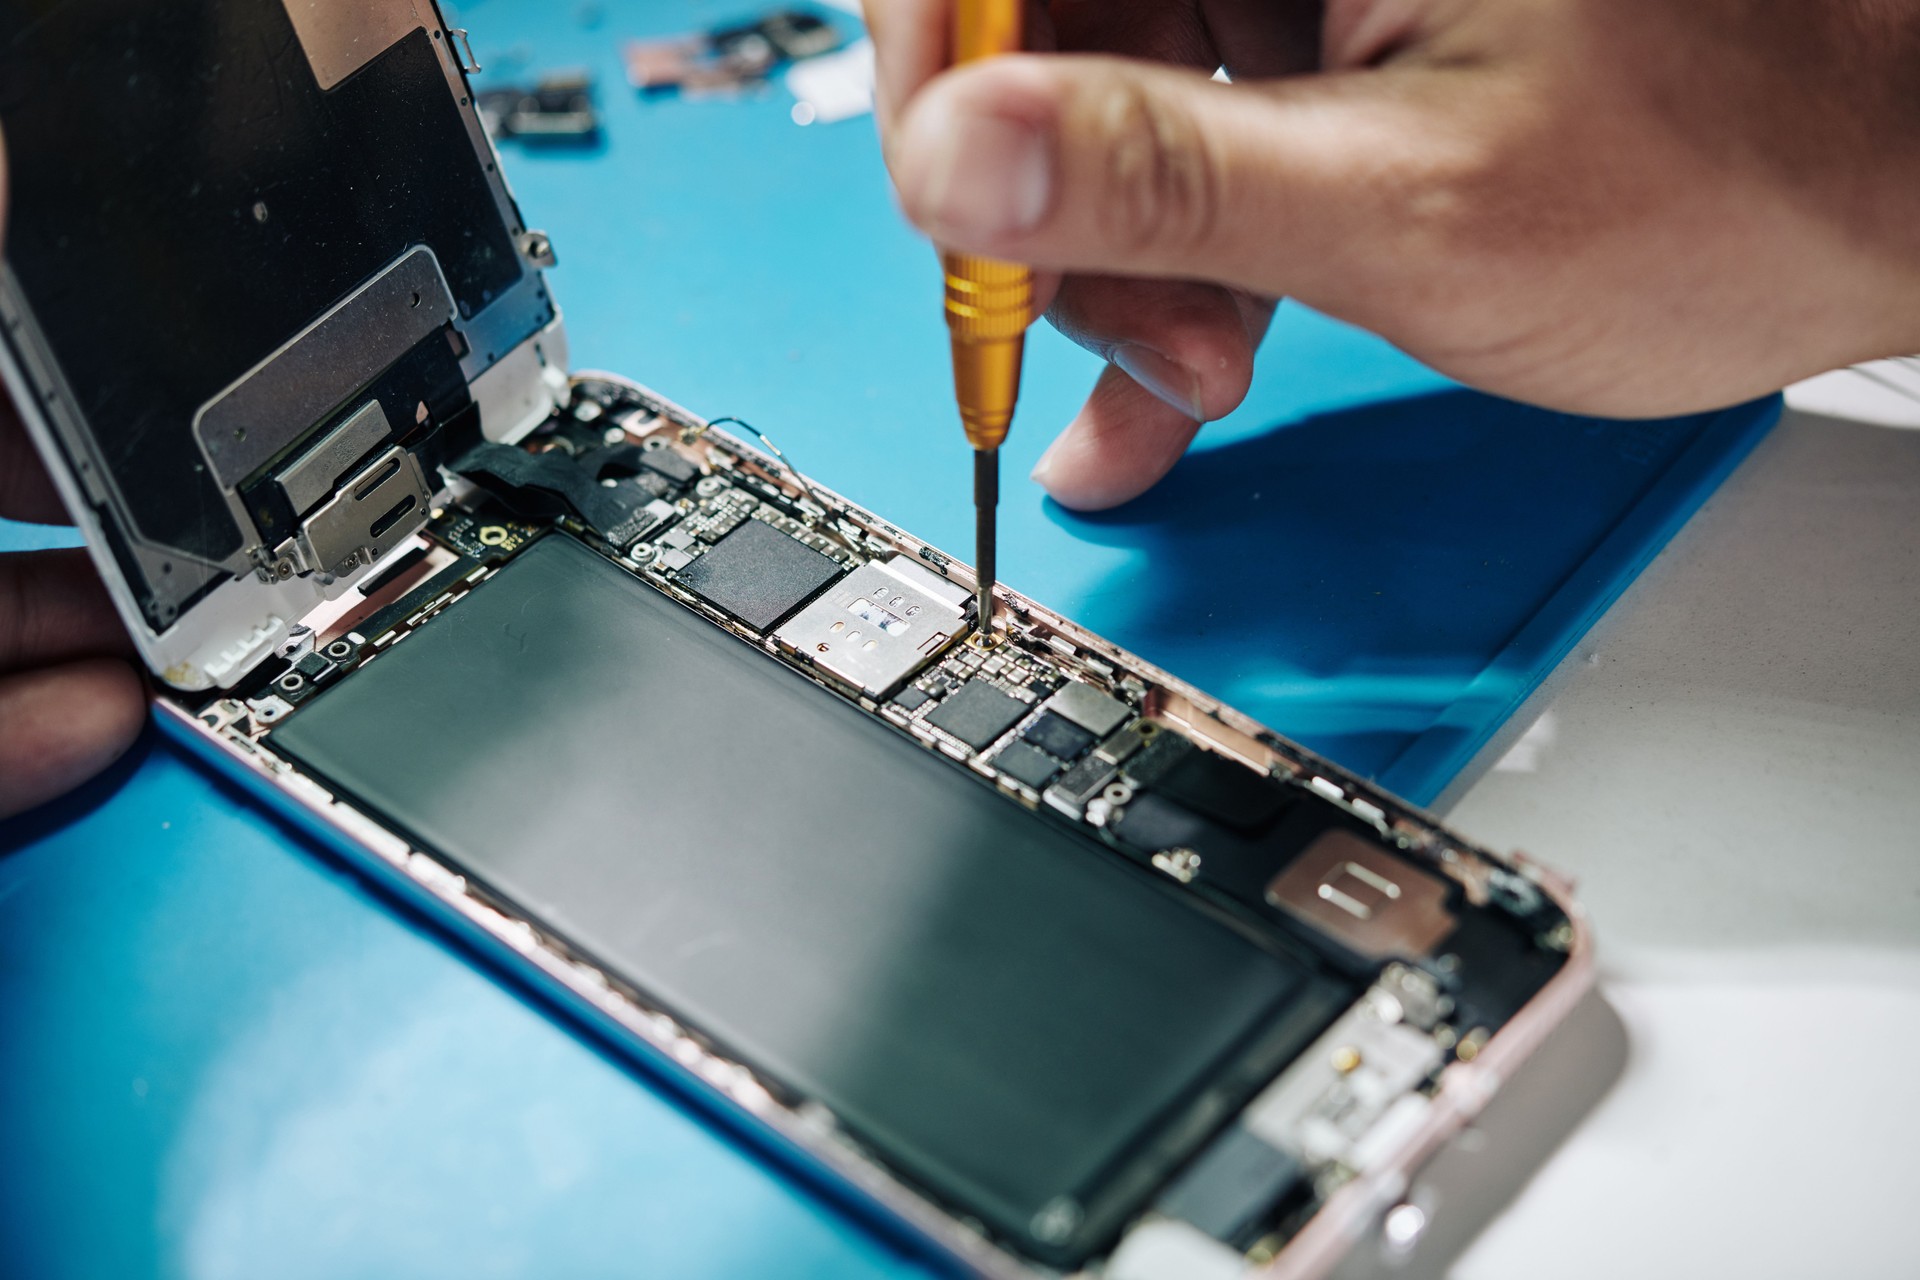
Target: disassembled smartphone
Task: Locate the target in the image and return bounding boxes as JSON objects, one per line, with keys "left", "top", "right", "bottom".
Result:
{"left": 0, "top": 2, "right": 1591, "bottom": 1276}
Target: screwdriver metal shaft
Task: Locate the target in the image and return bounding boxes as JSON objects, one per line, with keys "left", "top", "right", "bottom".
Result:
{"left": 973, "top": 448, "right": 997, "bottom": 626}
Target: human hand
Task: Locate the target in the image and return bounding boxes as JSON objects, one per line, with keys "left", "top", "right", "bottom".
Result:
{"left": 0, "top": 131, "right": 145, "bottom": 819}
{"left": 867, "top": 0, "right": 1920, "bottom": 508}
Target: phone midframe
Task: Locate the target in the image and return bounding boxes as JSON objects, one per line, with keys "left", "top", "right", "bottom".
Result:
{"left": 155, "top": 372, "right": 1593, "bottom": 1279}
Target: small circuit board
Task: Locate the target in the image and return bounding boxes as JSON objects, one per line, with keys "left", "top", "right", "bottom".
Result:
{"left": 185, "top": 373, "right": 1579, "bottom": 1277}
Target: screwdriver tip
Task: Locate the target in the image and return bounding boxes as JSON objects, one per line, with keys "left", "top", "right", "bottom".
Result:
{"left": 973, "top": 447, "right": 998, "bottom": 638}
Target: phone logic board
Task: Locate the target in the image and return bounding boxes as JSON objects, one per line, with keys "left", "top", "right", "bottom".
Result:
{"left": 179, "top": 374, "right": 1583, "bottom": 1279}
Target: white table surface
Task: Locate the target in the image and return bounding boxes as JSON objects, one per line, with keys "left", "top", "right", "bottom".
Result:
{"left": 1420, "top": 364, "right": 1920, "bottom": 1280}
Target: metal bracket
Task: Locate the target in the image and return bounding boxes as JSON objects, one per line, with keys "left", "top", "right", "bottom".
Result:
{"left": 193, "top": 247, "right": 455, "bottom": 490}
{"left": 448, "top": 27, "right": 481, "bottom": 74}
{"left": 294, "top": 446, "right": 432, "bottom": 578}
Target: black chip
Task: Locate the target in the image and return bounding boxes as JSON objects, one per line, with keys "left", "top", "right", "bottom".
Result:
{"left": 1110, "top": 792, "right": 1214, "bottom": 859}
{"left": 992, "top": 741, "right": 1063, "bottom": 790}
{"left": 355, "top": 543, "right": 432, "bottom": 597}
{"left": 631, "top": 469, "right": 677, "bottom": 501}
{"left": 1050, "top": 754, "right": 1118, "bottom": 809}
{"left": 675, "top": 518, "right": 842, "bottom": 631}
{"left": 1127, "top": 734, "right": 1289, "bottom": 834}
{"left": 1022, "top": 711, "right": 1097, "bottom": 761}
{"left": 292, "top": 651, "right": 334, "bottom": 680}
{"left": 1155, "top": 1126, "right": 1306, "bottom": 1243}
{"left": 638, "top": 445, "right": 699, "bottom": 486}
{"left": 352, "top": 556, "right": 483, "bottom": 644}
{"left": 926, "top": 678, "right": 1028, "bottom": 751}
{"left": 894, "top": 686, "right": 932, "bottom": 712}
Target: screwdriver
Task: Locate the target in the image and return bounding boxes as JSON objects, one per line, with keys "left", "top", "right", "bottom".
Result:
{"left": 941, "top": 0, "right": 1036, "bottom": 639}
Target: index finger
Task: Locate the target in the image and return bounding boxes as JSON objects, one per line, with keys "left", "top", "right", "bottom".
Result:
{"left": 863, "top": 0, "right": 953, "bottom": 139}
{"left": 868, "top": 0, "right": 1068, "bottom": 142}
{"left": 1, "top": 407, "right": 71, "bottom": 525}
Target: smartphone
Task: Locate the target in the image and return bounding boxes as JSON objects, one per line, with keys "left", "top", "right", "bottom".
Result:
{"left": 0, "top": 2, "right": 1591, "bottom": 1275}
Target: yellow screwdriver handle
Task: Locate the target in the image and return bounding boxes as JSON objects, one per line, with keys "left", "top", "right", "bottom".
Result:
{"left": 944, "top": 253, "right": 1033, "bottom": 449}
{"left": 952, "top": 0, "right": 1021, "bottom": 61}
{"left": 942, "top": 0, "right": 1035, "bottom": 452}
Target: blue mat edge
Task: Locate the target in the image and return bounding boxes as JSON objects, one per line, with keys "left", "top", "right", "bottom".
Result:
{"left": 1375, "top": 393, "right": 1784, "bottom": 807}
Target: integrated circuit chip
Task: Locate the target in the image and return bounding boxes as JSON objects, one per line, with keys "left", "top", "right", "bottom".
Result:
{"left": 1155, "top": 1125, "right": 1307, "bottom": 1242}
{"left": 675, "top": 516, "right": 842, "bottom": 631}
{"left": 773, "top": 556, "right": 968, "bottom": 697}
{"left": 1127, "top": 735, "right": 1290, "bottom": 834}
{"left": 1022, "top": 711, "right": 1096, "bottom": 761}
{"left": 636, "top": 442, "right": 699, "bottom": 486}
{"left": 992, "top": 740, "right": 1063, "bottom": 790}
{"left": 926, "top": 678, "right": 1028, "bottom": 752}
{"left": 1045, "top": 680, "right": 1131, "bottom": 737}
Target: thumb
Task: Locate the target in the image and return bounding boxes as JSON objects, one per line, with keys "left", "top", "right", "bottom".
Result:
{"left": 888, "top": 53, "right": 1454, "bottom": 307}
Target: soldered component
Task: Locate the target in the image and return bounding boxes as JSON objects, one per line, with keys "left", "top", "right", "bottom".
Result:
{"left": 1096, "top": 722, "right": 1151, "bottom": 766}
{"left": 1153, "top": 1125, "right": 1307, "bottom": 1245}
{"left": 1264, "top": 830, "right": 1457, "bottom": 961}
{"left": 1045, "top": 680, "right": 1131, "bottom": 737}
{"left": 1043, "top": 754, "right": 1118, "bottom": 818}
{"left": 1021, "top": 711, "right": 1096, "bottom": 761}
{"left": 272, "top": 649, "right": 338, "bottom": 704}
{"left": 991, "top": 740, "right": 1062, "bottom": 791}
{"left": 675, "top": 517, "right": 844, "bottom": 631}
{"left": 926, "top": 677, "right": 1030, "bottom": 752}
{"left": 1240, "top": 982, "right": 1445, "bottom": 1175}
{"left": 774, "top": 555, "right": 969, "bottom": 697}
{"left": 431, "top": 509, "right": 543, "bottom": 563}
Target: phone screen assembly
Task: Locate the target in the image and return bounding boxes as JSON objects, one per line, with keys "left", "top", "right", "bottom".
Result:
{"left": 0, "top": 3, "right": 1593, "bottom": 1276}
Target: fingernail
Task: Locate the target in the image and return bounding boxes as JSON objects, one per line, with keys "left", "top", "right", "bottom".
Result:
{"left": 1030, "top": 432, "right": 1065, "bottom": 486}
{"left": 1112, "top": 344, "right": 1205, "bottom": 421}
{"left": 916, "top": 110, "right": 1052, "bottom": 241}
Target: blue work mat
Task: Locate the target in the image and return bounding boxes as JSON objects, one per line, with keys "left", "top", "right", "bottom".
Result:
{"left": 0, "top": 2, "right": 1776, "bottom": 1276}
